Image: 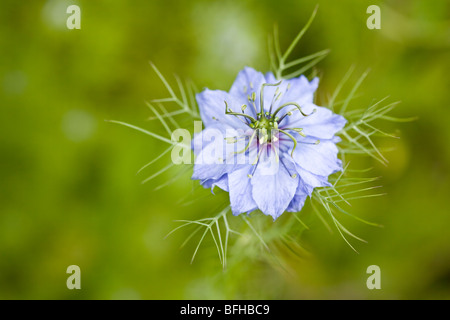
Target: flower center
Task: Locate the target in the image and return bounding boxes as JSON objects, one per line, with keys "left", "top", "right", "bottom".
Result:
{"left": 250, "top": 115, "right": 277, "bottom": 142}
{"left": 224, "top": 81, "right": 317, "bottom": 157}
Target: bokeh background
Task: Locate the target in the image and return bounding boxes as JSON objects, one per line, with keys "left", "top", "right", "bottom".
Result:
{"left": 1, "top": 0, "right": 449, "bottom": 299}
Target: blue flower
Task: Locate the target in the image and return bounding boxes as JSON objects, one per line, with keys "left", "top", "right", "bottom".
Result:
{"left": 192, "top": 67, "right": 347, "bottom": 220}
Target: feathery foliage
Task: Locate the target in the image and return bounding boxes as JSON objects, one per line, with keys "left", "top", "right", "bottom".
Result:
{"left": 109, "top": 6, "right": 408, "bottom": 268}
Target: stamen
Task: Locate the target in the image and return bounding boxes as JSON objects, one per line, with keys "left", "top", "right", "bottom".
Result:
{"left": 279, "top": 157, "right": 298, "bottom": 179}
{"left": 249, "top": 167, "right": 258, "bottom": 177}
{"left": 272, "top": 102, "right": 315, "bottom": 120}
{"left": 271, "top": 143, "right": 280, "bottom": 163}
{"left": 240, "top": 104, "right": 250, "bottom": 124}
{"left": 225, "top": 137, "right": 237, "bottom": 143}
{"left": 236, "top": 130, "right": 257, "bottom": 154}
{"left": 258, "top": 128, "right": 269, "bottom": 144}
{"left": 278, "top": 128, "right": 297, "bottom": 157}
{"left": 298, "top": 139, "right": 321, "bottom": 145}
{"left": 248, "top": 94, "right": 258, "bottom": 114}
{"left": 251, "top": 101, "right": 258, "bottom": 114}
{"left": 275, "top": 92, "right": 282, "bottom": 101}
{"left": 277, "top": 111, "right": 292, "bottom": 124}
{"left": 224, "top": 101, "right": 256, "bottom": 123}
{"left": 268, "top": 87, "right": 281, "bottom": 115}
{"left": 252, "top": 145, "right": 265, "bottom": 165}
{"left": 224, "top": 136, "right": 247, "bottom": 144}
{"left": 248, "top": 143, "right": 272, "bottom": 177}
{"left": 283, "top": 128, "right": 306, "bottom": 137}
{"left": 260, "top": 80, "right": 282, "bottom": 116}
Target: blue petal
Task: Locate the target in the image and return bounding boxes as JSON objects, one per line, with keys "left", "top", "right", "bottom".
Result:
{"left": 251, "top": 148, "right": 298, "bottom": 220}
{"left": 264, "top": 72, "right": 318, "bottom": 106}
{"left": 196, "top": 89, "right": 248, "bottom": 129}
{"left": 191, "top": 122, "right": 242, "bottom": 156}
{"left": 266, "top": 75, "right": 319, "bottom": 117}
{"left": 192, "top": 123, "right": 226, "bottom": 155}
{"left": 192, "top": 126, "right": 256, "bottom": 181}
{"left": 286, "top": 167, "right": 332, "bottom": 212}
{"left": 295, "top": 165, "right": 332, "bottom": 191}
{"left": 280, "top": 76, "right": 318, "bottom": 106}
{"left": 285, "top": 102, "right": 347, "bottom": 139}
{"left": 264, "top": 72, "right": 277, "bottom": 83}
{"left": 201, "top": 174, "right": 229, "bottom": 193}
{"left": 286, "top": 192, "right": 308, "bottom": 212}
{"left": 286, "top": 166, "right": 335, "bottom": 212}
{"left": 228, "top": 166, "right": 258, "bottom": 216}
{"left": 229, "top": 67, "right": 266, "bottom": 117}
{"left": 286, "top": 168, "right": 311, "bottom": 213}
{"left": 292, "top": 139, "right": 342, "bottom": 176}
{"left": 192, "top": 135, "right": 230, "bottom": 181}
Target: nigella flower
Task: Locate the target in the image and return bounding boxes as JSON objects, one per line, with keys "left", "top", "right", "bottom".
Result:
{"left": 192, "top": 67, "right": 346, "bottom": 220}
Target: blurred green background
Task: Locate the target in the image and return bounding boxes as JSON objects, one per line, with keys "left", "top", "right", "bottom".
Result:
{"left": 0, "top": 0, "right": 449, "bottom": 299}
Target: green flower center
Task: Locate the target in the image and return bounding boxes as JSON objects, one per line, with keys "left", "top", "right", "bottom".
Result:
{"left": 250, "top": 115, "right": 278, "bottom": 142}
{"left": 224, "top": 81, "right": 318, "bottom": 157}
